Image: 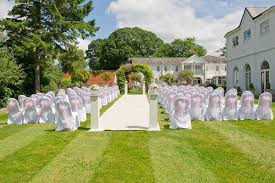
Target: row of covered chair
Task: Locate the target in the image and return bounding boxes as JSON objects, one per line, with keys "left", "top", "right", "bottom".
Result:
{"left": 158, "top": 85, "right": 273, "bottom": 130}
{"left": 7, "top": 85, "right": 120, "bottom": 131}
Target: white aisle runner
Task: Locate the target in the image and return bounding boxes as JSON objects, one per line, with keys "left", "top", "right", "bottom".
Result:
{"left": 101, "top": 95, "right": 149, "bottom": 130}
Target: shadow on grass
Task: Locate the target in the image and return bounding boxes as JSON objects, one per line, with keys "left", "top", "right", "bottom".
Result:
{"left": 78, "top": 127, "right": 90, "bottom": 131}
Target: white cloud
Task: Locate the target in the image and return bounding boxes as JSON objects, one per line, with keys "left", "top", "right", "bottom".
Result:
{"left": 0, "top": 0, "right": 14, "bottom": 19}
{"left": 108, "top": 0, "right": 243, "bottom": 55}
{"left": 77, "top": 38, "right": 91, "bottom": 52}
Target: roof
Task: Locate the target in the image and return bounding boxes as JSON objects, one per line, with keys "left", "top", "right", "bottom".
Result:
{"left": 247, "top": 7, "right": 269, "bottom": 18}
{"left": 130, "top": 57, "right": 187, "bottom": 64}
{"left": 202, "top": 55, "right": 226, "bottom": 63}
{"left": 225, "top": 6, "right": 275, "bottom": 37}
{"left": 129, "top": 55, "right": 225, "bottom": 64}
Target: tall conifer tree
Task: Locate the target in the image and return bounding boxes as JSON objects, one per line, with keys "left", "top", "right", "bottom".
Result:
{"left": 1, "top": 0, "right": 97, "bottom": 92}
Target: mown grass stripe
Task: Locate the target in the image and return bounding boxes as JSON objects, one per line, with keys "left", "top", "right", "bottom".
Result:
{"left": 0, "top": 112, "right": 8, "bottom": 124}
{"left": 30, "top": 132, "right": 111, "bottom": 183}
{"left": 187, "top": 121, "right": 275, "bottom": 182}
{"left": 204, "top": 121, "right": 275, "bottom": 172}
{"left": 0, "top": 124, "right": 30, "bottom": 140}
{"left": 227, "top": 120, "right": 275, "bottom": 140}
{"left": 150, "top": 106, "right": 217, "bottom": 182}
{"left": 0, "top": 129, "right": 78, "bottom": 183}
{"left": 149, "top": 132, "right": 218, "bottom": 183}
{"left": 90, "top": 131, "right": 155, "bottom": 183}
{"left": 0, "top": 125, "right": 49, "bottom": 160}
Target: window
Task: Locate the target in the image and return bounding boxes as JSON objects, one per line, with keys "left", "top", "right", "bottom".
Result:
{"left": 216, "top": 66, "right": 219, "bottom": 72}
{"left": 245, "top": 64, "right": 251, "bottom": 90}
{"left": 225, "top": 66, "right": 226, "bottom": 71}
{"left": 244, "top": 29, "right": 251, "bottom": 42}
{"left": 175, "top": 66, "right": 179, "bottom": 72}
{"left": 195, "top": 65, "right": 202, "bottom": 74}
{"left": 164, "top": 66, "right": 168, "bottom": 72}
{"left": 260, "top": 20, "right": 270, "bottom": 35}
{"left": 233, "top": 67, "right": 239, "bottom": 87}
{"left": 206, "top": 65, "right": 208, "bottom": 71}
{"left": 157, "top": 66, "right": 160, "bottom": 72}
{"left": 184, "top": 65, "right": 192, "bottom": 70}
{"left": 232, "top": 36, "right": 239, "bottom": 46}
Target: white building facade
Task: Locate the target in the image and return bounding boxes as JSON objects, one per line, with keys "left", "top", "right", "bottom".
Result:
{"left": 225, "top": 7, "right": 275, "bottom": 95}
{"left": 130, "top": 55, "right": 226, "bottom": 85}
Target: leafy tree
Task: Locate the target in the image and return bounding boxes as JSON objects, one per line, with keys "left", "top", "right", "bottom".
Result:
{"left": 1, "top": 0, "right": 97, "bottom": 93}
{"left": 59, "top": 45, "right": 87, "bottom": 74}
{"left": 87, "top": 27, "right": 163, "bottom": 70}
{"left": 170, "top": 38, "right": 207, "bottom": 57}
{"left": 0, "top": 47, "right": 26, "bottom": 107}
{"left": 154, "top": 43, "right": 173, "bottom": 57}
{"left": 159, "top": 73, "right": 177, "bottom": 85}
{"left": 178, "top": 70, "right": 194, "bottom": 84}
{"left": 86, "top": 38, "right": 107, "bottom": 70}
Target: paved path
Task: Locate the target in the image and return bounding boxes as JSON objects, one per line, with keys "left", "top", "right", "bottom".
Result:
{"left": 101, "top": 95, "right": 149, "bottom": 131}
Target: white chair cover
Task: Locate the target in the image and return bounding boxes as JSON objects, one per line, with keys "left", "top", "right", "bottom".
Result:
{"left": 38, "top": 97, "right": 55, "bottom": 123}
{"left": 190, "top": 93, "right": 204, "bottom": 120}
{"left": 18, "top": 95, "right": 26, "bottom": 109}
{"left": 23, "top": 98, "right": 38, "bottom": 124}
{"left": 222, "top": 92, "right": 238, "bottom": 120}
{"left": 69, "top": 95, "right": 87, "bottom": 122}
{"left": 205, "top": 93, "right": 222, "bottom": 121}
{"left": 81, "top": 93, "right": 91, "bottom": 114}
{"left": 169, "top": 96, "right": 192, "bottom": 129}
{"left": 238, "top": 93, "right": 255, "bottom": 120}
{"left": 255, "top": 92, "right": 273, "bottom": 120}
{"left": 7, "top": 98, "right": 23, "bottom": 124}
{"left": 166, "top": 92, "right": 177, "bottom": 115}
{"left": 55, "top": 98, "right": 80, "bottom": 131}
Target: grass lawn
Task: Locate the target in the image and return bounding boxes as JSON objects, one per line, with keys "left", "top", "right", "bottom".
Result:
{"left": 0, "top": 95, "right": 275, "bottom": 182}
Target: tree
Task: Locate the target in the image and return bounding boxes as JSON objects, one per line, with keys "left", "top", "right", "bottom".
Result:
{"left": 154, "top": 43, "right": 173, "bottom": 57}
{"left": 1, "top": 0, "right": 97, "bottom": 93}
{"left": 170, "top": 38, "right": 207, "bottom": 57}
{"left": 178, "top": 70, "right": 194, "bottom": 84}
{"left": 159, "top": 73, "right": 177, "bottom": 85}
{"left": 59, "top": 45, "right": 87, "bottom": 74}
{"left": 0, "top": 47, "right": 26, "bottom": 107}
{"left": 86, "top": 38, "right": 107, "bottom": 70}
{"left": 87, "top": 27, "right": 163, "bottom": 70}
{"left": 216, "top": 45, "right": 226, "bottom": 57}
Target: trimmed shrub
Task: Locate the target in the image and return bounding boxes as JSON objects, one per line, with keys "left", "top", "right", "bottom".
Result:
{"left": 60, "top": 77, "right": 72, "bottom": 89}
{"left": 159, "top": 73, "right": 177, "bottom": 85}
{"left": 177, "top": 70, "right": 194, "bottom": 84}
{"left": 99, "top": 71, "right": 113, "bottom": 81}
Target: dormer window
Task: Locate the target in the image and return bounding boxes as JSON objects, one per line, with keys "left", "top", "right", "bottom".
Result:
{"left": 260, "top": 20, "right": 269, "bottom": 35}
{"left": 232, "top": 36, "right": 239, "bottom": 47}
{"left": 244, "top": 29, "right": 251, "bottom": 42}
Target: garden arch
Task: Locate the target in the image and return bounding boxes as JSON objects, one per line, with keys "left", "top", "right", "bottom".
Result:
{"left": 116, "top": 63, "right": 154, "bottom": 93}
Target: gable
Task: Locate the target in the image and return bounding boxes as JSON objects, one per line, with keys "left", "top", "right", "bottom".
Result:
{"left": 184, "top": 55, "right": 206, "bottom": 64}
{"left": 240, "top": 9, "right": 253, "bottom": 28}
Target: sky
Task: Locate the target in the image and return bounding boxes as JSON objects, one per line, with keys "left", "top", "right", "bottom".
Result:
{"left": 1, "top": 0, "right": 275, "bottom": 54}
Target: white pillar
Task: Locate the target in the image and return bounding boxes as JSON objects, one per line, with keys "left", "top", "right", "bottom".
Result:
{"left": 142, "top": 82, "right": 146, "bottom": 95}
{"left": 125, "top": 81, "right": 128, "bottom": 95}
{"left": 89, "top": 85, "right": 103, "bottom": 131}
{"left": 148, "top": 84, "right": 160, "bottom": 131}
